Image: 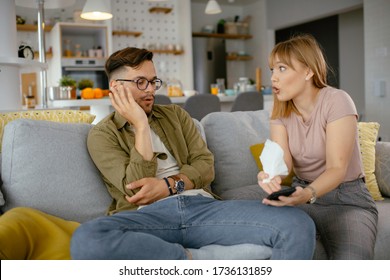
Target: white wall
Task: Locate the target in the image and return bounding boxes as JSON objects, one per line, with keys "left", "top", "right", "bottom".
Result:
{"left": 266, "top": 0, "right": 363, "bottom": 29}
{"left": 339, "top": 8, "right": 365, "bottom": 119}
{"left": 364, "top": 0, "right": 390, "bottom": 141}
{"left": 191, "top": 1, "right": 270, "bottom": 89}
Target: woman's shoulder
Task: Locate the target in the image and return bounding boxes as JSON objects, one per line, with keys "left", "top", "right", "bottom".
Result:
{"left": 320, "top": 86, "right": 357, "bottom": 120}
{"left": 321, "top": 86, "right": 352, "bottom": 101}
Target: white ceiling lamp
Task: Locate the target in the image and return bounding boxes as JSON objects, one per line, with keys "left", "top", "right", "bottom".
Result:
{"left": 205, "top": 0, "right": 222, "bottom": 15}
{"left": 81, "top": 0, "right": 113, "bottom": 21}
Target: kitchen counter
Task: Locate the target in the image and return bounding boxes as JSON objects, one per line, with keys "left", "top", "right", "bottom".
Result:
{"left": 49, "top": 94, "right": 238, "bottom": 124}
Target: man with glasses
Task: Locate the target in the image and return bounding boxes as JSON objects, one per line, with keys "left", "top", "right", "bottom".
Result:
{"left": 70, "top": 47, "right": 316, "bottom": 260}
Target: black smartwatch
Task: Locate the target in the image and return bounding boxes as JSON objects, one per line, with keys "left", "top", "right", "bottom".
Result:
{"left": 169, "top": 175, "right": 185, "bottom": 194}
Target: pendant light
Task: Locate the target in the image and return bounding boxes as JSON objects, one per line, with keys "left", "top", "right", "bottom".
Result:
{"left": 81, "top": 0, "right": 113, "bottom": 21}
{"left": 205, "top": 0, "right": 222, "bottom": 15}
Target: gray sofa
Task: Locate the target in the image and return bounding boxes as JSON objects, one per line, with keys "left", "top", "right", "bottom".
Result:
{"left": 0, "top": 110, "right": 389, "bottom": 259}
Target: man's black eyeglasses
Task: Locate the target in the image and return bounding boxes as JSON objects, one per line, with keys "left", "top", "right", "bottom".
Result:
{"left": 116, "top": 78, "right": 163, "bottom": 91}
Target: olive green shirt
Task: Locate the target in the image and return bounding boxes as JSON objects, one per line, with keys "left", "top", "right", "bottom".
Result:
{"left": 87, "top": 104, "right": 215, "bottom": 215}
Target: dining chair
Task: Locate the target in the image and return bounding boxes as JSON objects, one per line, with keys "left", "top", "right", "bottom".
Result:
{"left": 183, "top": 94, "right": 221, "bottom": 121}
{"left": 154, "top": 94, "right": 172, "bottom": 105}
{"left": 230, "top": 91, "right": 264, "bottom": 112}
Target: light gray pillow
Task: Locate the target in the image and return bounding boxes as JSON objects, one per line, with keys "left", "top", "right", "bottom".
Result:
{"left": 375, "top": 141, "right": 390, "bottom": 198}
{"left": 201, "top": 110, "right": 270, "bottom": 197}
{"left": 1, "top": 119, "right": 111, "bottom": 223}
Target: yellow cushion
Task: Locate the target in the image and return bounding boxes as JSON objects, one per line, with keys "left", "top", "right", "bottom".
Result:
{"left": 249, "top": 143, "right": 295, "bottom": 186}
{"left": 358, "top": 122, "right": 383, "bottom": 201}
{"left": 0, "top": 207, "right": 80, "bottom": 260}
{"left": 0, "top": 110, "right": 95, "bottom": 152}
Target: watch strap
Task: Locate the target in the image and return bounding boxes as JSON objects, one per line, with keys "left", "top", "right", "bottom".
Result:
{"left": 306, "top": 185, "right": 317, "bottom": 204}
{"left": 169, "top": 175, "right": 181, "bottom": 182}
{"left": 163, "top": 177, "right": 173, "bottom": 196}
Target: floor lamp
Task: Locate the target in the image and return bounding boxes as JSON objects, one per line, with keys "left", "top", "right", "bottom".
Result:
{"left": 15, "top": 0, "right": 75, "bottom": 108}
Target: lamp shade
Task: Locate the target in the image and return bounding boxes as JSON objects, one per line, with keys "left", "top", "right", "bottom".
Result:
{"left": 81, "top": 0, "right": 113, "bottom": 20}
{"left": 205, "top": 0, "right": 222, "bottom": 15}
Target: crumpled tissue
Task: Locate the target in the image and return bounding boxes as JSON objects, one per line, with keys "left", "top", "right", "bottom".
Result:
{"left": 260, "top": 139, "right": 289, "bottom": 183}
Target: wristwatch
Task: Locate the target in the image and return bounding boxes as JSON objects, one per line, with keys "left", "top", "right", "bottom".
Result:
{"left": 169, "top": 175, "right": 185, "bottom": 194}
{"left": 306, "top": 185, "right": 317, "bottom": 204}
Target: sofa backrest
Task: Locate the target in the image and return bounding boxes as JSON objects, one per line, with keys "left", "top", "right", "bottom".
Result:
{"left": 1, "top": 119, "right": 111, "bottom": 223}
{"left": 201, "top": 110, "right": 270, "bottom": 197}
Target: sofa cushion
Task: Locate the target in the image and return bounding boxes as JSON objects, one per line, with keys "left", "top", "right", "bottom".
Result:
{"left": 201, "top": 110, "right": 270, "bottom": 196}
{"left": 0, "top": 207, "right": 80, "bottom": 260}
{"left": 0, "top": 109, "right": 95, "bottom": 152}
{"left": 358, "top": 122, "right": 383, "bottom": 200}
{"left": 375, "top": 141, "right": 390, "bottom": 198}
{"left": 1, "top": 119, "right": 111, "bottom": 223}
{"left": 374, "top": 199, "right": 390, "bottom": 259}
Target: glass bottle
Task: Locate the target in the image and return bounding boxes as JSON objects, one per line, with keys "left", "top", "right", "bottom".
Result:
{"left": 216, "top": 78, "right": 226, "bottom": 94}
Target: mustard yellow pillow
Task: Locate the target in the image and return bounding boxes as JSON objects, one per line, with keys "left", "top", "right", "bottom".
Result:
{"left": 250, "top": 143, "right": 295, "bottom": 186}
{"left": 358, "top": 122, "right": 383, "bottom": 201}
{"left": 0, "top": 110, "right": 95, "bottom": 152}
{"left": 0, "top": 207, "right": 80, "bottom": 260}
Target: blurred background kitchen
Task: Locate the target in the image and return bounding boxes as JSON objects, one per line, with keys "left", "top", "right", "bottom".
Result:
{"left": 3, "top": 0, "right": 390, "bottom": 139}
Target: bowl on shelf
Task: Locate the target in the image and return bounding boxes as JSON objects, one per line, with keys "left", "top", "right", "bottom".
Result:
{"left": 183, "top": 90, "right": 198, "bottom": 97}
{"left": 225, "top": 89, "right": 236, "bottom": 96}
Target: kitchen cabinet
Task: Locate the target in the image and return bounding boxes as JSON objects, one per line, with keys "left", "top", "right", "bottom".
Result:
{"left": 192, "top": 32, "right": 252, "bottom": 40}
{"left": 48, "top": 22, "right": 110, "bottom": 92}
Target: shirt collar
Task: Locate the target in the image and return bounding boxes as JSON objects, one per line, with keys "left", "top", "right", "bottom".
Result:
{"left": 112, "top": 105, "right": 166, "bottom": 130}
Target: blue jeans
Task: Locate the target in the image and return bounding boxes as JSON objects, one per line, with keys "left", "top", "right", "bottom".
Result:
{"left": 71, "top": 195, "right": 315, "bottom": 260}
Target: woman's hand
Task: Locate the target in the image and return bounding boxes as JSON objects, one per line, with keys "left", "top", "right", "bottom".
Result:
{"left": 257, "top": 171, "right": 282, "bottom": 194}
{"left": 258, "top": 171, "right": 312, "bottom": 206}
{"left": 262, "top": 186, "right": 310, "bottom": 206}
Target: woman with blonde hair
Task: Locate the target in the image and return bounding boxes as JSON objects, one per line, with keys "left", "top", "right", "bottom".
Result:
{"left": 258, "top": 34, "right": 378, "bottom": 259}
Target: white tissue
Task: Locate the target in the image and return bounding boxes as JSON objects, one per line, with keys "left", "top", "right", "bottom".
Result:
{"left": 260, "top": 139, "right": 289, "bottom": 183}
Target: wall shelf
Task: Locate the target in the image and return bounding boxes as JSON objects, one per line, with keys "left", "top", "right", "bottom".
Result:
{"left": 149, "top": 7, "right": 172, "bottom": 14}
{"left": 226, "top": 55, "right": 252, "bottom": 61}
{"left": 112, "top": 30, "right": 142, "bottom": 37}
{"left": 152, "top": 49, "right": 184, "bottom": 55}
{"left": 192, "top": 32, "right": 252, "bottom": 40}
{"left": 33, "top": 51, "right": 53, "bottom": 60}
{"left": 17, "top": 24, "right": 53, "bottom": 32}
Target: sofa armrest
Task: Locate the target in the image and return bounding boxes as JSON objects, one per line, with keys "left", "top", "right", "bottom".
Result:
{"left": 375, "top": 141, "right": 390, "bottom": 198}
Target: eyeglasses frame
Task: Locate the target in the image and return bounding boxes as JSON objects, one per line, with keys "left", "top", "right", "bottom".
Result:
{"left": 115, "top": 77, "right": 163, "bottom": 91}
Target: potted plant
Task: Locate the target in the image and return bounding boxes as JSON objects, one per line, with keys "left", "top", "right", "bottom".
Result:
{"left": 59, "top": 76, "right": 77, "bottom": 99}
{"left": 77, "top": 79, "right": 94, "bottom": 90}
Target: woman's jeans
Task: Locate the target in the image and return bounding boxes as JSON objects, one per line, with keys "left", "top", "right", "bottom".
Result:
{"left": 71, "top": 195, "right": 315, "bottom": 260}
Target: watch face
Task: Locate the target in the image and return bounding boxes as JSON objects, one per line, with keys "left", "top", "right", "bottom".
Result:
{"left": 175, "top": 180, "right": 185, "bottom": 194}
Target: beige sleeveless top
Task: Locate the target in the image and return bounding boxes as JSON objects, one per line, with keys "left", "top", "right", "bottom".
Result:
{"left": 270, "top": 86, "right": 364, "bottom": 182}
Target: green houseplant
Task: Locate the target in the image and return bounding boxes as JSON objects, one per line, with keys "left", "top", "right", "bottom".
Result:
{"left": 59, "top": 76, "right": 77, "bottom": 99}
{"left": 77, "top": 79, "right": 94, "bottom": 90}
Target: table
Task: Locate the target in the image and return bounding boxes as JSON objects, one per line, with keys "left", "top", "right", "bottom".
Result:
{"left": 49, "top": 94, "right": 238, "bottom": 124}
